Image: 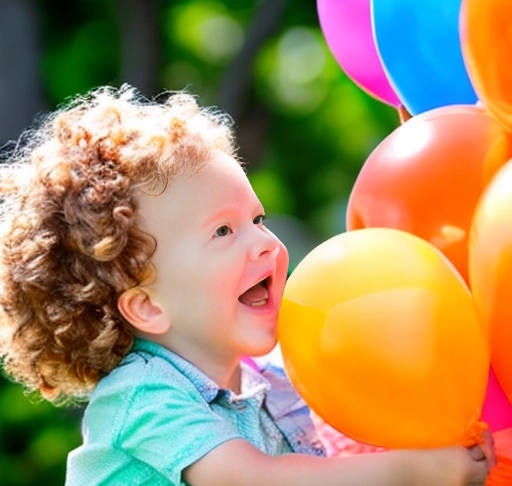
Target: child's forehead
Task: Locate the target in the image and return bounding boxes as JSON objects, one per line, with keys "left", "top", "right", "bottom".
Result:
{"left": 169, "top": 150, "right": 250, "bottom": 193}
{"left": 136, "top": 152, "right": 259, "bottom": 221}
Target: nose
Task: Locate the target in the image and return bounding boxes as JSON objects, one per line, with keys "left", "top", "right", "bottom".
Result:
{"left": 248, "top": 228, "right": 281, "bottom": 261}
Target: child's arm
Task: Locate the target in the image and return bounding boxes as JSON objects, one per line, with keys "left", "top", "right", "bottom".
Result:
{"left": 184, "top": 438, "right": 489, "bottom": 486}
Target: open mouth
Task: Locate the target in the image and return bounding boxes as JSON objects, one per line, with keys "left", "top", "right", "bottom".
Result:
{"left": 238, "top": 277, "right": 270, "bottom": 307}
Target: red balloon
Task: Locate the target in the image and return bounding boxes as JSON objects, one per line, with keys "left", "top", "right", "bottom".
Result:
{"left": 346, "top": 104, "right": 512, "bottom": 284}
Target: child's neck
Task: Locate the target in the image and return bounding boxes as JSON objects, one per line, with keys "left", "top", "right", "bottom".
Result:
{"left": 144, "top": 332, "right": 244, "bottom": 392}
{"left": 192, "top": 353, "right": 243, "bottom": 392}
{"left": 177, "top": 353, "right": 242, "bottom": 393}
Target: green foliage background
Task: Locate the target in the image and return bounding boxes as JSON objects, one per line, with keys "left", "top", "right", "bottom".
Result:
{"left": 0, "top": 0, "right": 399, "bottom": 484}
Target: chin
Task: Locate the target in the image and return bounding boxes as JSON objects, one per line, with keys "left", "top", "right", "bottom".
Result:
{"left": 244, "top": 334, "right": 278, "bottom": 358}
{"left": 237, "top": 312, "right": 279, "bottom": 356}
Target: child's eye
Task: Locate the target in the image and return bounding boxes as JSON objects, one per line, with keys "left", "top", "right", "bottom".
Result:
{"left": 253, "top": 214, "right": 266, "bottom": 225}
{"left": 215, "top": 225, "right": 232, "bottom": 237}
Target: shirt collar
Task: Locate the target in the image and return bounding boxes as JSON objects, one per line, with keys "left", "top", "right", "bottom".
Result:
{"left": 131, "top": 338, "right": 270, "bottom": 404}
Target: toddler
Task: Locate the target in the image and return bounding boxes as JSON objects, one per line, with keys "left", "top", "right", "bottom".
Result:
{"left": 0, "top": 85, "right": 490, "bottom": 486}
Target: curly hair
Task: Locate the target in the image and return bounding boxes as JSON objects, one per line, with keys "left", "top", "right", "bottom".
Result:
{"left": 0, "top": 84, "right": 237, "bottom": 404}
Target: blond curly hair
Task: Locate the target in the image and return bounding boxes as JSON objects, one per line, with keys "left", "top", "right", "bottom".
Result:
{"left": 0, "top": 84, "right": 237, "bottom": 404}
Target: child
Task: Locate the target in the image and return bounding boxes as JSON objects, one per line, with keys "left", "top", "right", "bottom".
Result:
{"left": 0, "top": 84, "right": 491, "bottom": 486}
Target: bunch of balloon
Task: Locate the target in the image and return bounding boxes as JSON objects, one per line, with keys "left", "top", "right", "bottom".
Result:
{"left": 344, "top": 90, "right": 512, "bottom": 485}
{"left": 314, "top": 0, "right": 512, "bottom": 474}
{"left": 461, "top": 1, "right": 512, "bottom": 483}
{"left": 317, "top": 0, "right": 480, "bottom": 115}
{"left": 278, "top": 228, "right": 489, "bottom": 449}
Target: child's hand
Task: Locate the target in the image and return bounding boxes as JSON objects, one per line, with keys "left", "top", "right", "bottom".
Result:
{"left": 410, "top": 444, "right": 490, "bottom": 486}
{"left": 474, "top": 428, "right": 496, "bottom": 470}
{"left": 463, "top": 442, "right": 492, "bottom": 486}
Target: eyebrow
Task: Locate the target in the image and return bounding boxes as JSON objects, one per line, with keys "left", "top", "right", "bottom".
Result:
{"left": 202, "top": 202, "right": 265, "bottom": 229}
{"left": 201, "top": 207, "right": 237, "bottom": 228}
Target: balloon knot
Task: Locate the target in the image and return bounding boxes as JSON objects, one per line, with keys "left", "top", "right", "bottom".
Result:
{"left": 461, "top": 420, "right": 489, "bottom": 447}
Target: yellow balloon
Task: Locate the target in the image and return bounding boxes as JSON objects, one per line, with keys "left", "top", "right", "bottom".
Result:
{"left": 278, "top": 228, "right": 489, "bottom": 449}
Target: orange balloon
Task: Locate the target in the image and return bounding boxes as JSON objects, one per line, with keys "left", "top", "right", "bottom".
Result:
{"left": 470, "top": 160, "right": 512, "bottom": 405}
{"left": 461, "top": 0, "right": 512, "bottom": 132}
{"left": 278, "top": 228, "right": 489, "bottom": 449}
{"left": 346, "top": 105, "right": 512, "bottom": 284}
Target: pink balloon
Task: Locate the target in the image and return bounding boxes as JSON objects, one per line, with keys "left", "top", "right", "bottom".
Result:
{"left": 481, "top": 367, "right": 512, "bottom": 432}
{"left": 317, "top": 0, "right": 400, "bottom": 107}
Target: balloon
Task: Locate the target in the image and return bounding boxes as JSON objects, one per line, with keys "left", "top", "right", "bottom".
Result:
{"left": 470, "top": 160, "right": 512, "bottom": 405}
{"left": 480, "top": 368, "right": 512, "bottom": 433}
{"left": 346, "top": 104, "right": 512, "bottom": 284}
{"left": 372, "top": 0, "right": 477, "bottom": 115}
{"left": 461, "top": 0, "right": 512, "bottom": 132}
{"left": 278, "top": 228, "right": 489, "bottom": 449}
{"left": 316, "top": 0, "right": 400, "bottom": 107}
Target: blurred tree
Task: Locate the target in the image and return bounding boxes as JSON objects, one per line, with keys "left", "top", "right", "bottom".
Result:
{"left": 115, "top": 0, "right": 162, "bottom": 94}
{"left": 217, "top": 0, "right": 289, "bottom": 119}
{"left": 0, "top": 377, "right": 83, "bottom": 485}
{"left": 0, "top": 1, "right": 399, "bottom": 484}
{"left": 0, "top": 0, "right": 46, "bottom": 142}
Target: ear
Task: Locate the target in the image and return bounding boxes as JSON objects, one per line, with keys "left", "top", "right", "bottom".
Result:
{"left": 117, "top": 288, "right": 170, "bottom": 335}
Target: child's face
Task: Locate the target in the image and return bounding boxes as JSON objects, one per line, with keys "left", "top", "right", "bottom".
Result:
{"left": 137, "top": 150, "right": 289, "bottom": 363}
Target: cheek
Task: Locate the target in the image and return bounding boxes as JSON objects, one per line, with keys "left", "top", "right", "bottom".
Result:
{"left": 205, "top": 265, "right": 240, "bottom": 294}
{"left": 182, "top": 253, "right": 237, "bottom": 292}
{"left": 275, "top": 242, "right": 289, "bottom": 288}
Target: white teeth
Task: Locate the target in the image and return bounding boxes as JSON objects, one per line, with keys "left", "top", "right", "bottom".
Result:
{"left": 248, "top": 299, "right": 268, "bottom": 307}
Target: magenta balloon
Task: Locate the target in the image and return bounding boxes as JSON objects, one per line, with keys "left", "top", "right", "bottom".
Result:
{"left": 317, "top": 0, "right": 400, "bottom": 107}
{"left": 480, "top": 367, "right": 512, "bottom": 432}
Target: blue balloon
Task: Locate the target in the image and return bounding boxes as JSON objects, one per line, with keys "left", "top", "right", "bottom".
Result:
{"left": 371, "top": 0, "right": 477, "bottom": 115}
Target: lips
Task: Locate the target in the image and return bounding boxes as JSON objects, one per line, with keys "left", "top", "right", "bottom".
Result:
{"left": 238, "top": 277, "right": 270, "bottom": 307}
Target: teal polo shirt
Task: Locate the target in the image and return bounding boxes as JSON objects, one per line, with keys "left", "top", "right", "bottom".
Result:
{"left": 66, "top": 338, "right": 324, "bottom": 485}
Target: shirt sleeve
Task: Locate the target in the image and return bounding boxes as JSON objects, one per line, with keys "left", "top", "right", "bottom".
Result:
{"left": 66, "top": 443, "right": 173, "bottom": 486}
{"left": 66, "top": 353, "right": 243, "bottom": 486}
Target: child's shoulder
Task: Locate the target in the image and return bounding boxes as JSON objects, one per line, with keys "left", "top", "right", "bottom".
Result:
{"left": 92, "top": 339, "right": 202, "bottom": 403}
{"left": 82, "top": 340, "right": 208, "bottom": 442}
